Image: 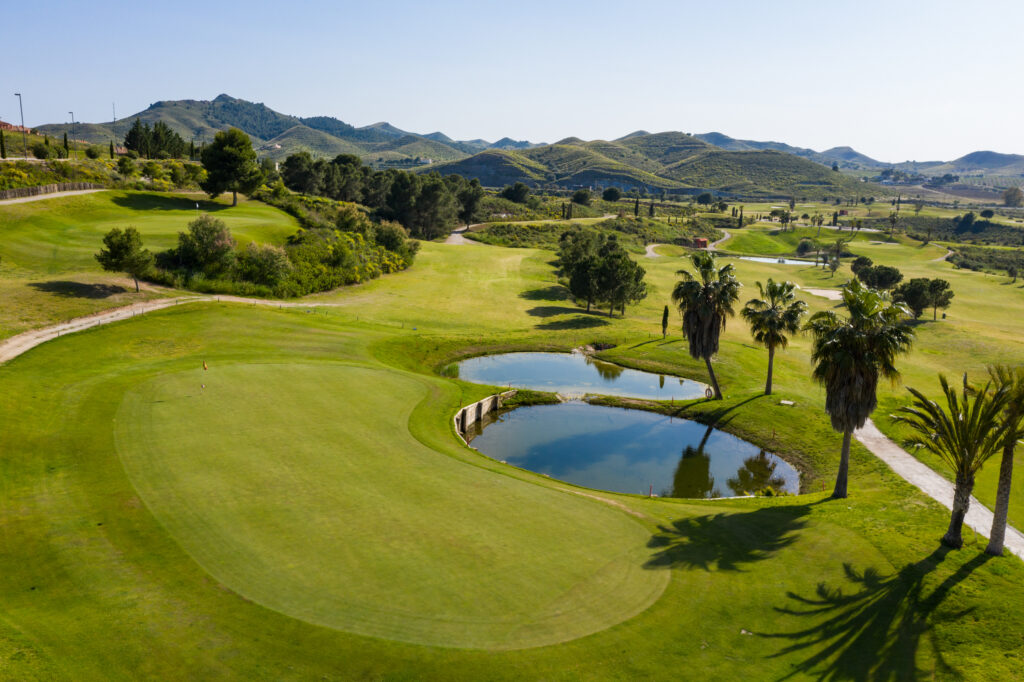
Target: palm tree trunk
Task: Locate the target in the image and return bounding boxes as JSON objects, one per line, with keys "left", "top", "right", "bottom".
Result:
{"left": 943, "top": 474, "right": 974, "bottom": 548}
{"left": 133, "top": 276, "right": 140, "bottom": 293}
{"left": 765, "top": 345, "right": 775, "bottom": 395}
{"left": 986, "top": 442, "right": 1015, "bottom": 556}
{"left": 703, "top": 355, "right": 722, "bottom": 400}
{"left": 832, "top": 430, "right": 852, "bottom": 498}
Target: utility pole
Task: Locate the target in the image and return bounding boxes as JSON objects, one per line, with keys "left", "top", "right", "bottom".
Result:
{"left": 14, "top": 93, "right": 27, "bottom": 159}
{"left": 112, "top": 102, "right": 116, "bottom": 123}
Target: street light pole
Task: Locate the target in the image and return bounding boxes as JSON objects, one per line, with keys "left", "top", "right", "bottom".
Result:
{"left": 14, "top": 93, "right": 27, "bottom": 159}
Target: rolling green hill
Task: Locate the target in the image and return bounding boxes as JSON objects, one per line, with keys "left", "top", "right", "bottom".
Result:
{"left": 430, "top": 136, "right": 879, "bottom": 198}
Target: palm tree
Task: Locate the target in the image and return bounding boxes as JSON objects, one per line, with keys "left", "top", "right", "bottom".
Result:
{"left": 893, "top": 374, "right": 1010, "bottom": 549}
{"left": 672, "top": 252, "right": 741, "bottom": 400}
{"left": 741, "top": 279, "right": 808, "bottom": 395}
{"left": 804, "top": 279, "right": 915, "bottom": 498}
{"left": 985, "top": 365, "right": 1024, "bottom": 556}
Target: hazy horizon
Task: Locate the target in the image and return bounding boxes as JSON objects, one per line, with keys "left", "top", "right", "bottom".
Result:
{"left": 6, "top": 0, "right": 1022, "bottom": 163}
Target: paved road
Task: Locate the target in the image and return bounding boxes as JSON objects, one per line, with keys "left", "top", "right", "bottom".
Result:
{"left": 709, "top": 230, "right": 731, "bottom": 251}
{"left": 644, "top": 243, "right": 664, "bottom": 258}
{"left": 0, "top": 188, "right": 105, "bottom": 205}
{"left": 856, "top": 419, "right": 1024, "bottom": 559}
{"left": 0, "top": 295, "right": 342, "bottom": 366}
{"left": 445, "top": 225, "right": 479, "bottom": 245}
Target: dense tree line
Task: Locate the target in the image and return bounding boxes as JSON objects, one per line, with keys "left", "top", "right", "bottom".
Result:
{"left": 557, "top": 231, "right": 647, "bottom": 315}
{"left": 124, "top": 119, "right": 188, "bottom": 159}
{"left": 279, "top": 151, "right": 484, "bottom": 239}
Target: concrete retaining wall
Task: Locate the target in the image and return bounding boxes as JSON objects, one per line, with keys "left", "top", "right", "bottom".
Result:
{"left": 454, "top": 390, "right": 517, "bottom": 443}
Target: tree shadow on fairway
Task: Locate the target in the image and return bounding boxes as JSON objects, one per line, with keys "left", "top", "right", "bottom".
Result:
{"left": 535, "top": 316, "right": 610, "bottom": 330}
{"left": 645, "top": 505, "right": 810, "bottom": 572}
{"left": 28, "top": 281, "right": 128, "bottom": 299}
{"left": 761, "top": 545, "right": 992, "bottom": 681}
{"left": 526, "top": 305, "right": 592, "bottom": 318}
{"left": 519, "top": 285, "right": 571, "bottom": 301}
{"left": 110, "top": 194, "right": 228, "bottom": 213}
{"left": 677, "top": 393, "right": 767, "bottom": 425}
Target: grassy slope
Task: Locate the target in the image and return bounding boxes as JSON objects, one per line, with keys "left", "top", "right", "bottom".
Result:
{"left": 0, "top": 190, "right": 298, "bottom": 338}
{"left": 1, "top": 197, "right": 1023, "bottom": 678}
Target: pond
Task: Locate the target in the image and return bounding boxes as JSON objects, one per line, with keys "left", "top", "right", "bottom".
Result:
{"left": 456, "top": 352, "right": 707, "bottom": 400}
{"left": 739, "top": 256, "right": 815, "bottom": 266}
{"left": 467, "top": 402, "right": 799, "bottom": 498}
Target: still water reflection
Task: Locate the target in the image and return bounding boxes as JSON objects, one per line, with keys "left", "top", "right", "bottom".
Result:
{"left": 468, "top": 402, "right": 799, "bottom": 498}
{"left": 457, "top": 352, "right": 706, "bottom": 399}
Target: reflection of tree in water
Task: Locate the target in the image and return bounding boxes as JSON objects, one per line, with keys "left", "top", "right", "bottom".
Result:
{"left": 727, "top": 450, "right": 788, "bottom": 496}
{"left": 665, "top": 425, "right": 722, "bottom": 499}
{"left": 584, "top": 355, "right": 625, "bottom": 381}
{"left": 659, "top": 374, "right": 665, "bottom": 389}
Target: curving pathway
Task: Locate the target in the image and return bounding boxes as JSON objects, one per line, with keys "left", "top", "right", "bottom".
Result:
{"left": 445, "top": 225, "right": 480, "bottom": 245}
{"left": 644, "top": 243, "right": 664, "bottom": 258}
{"left": 855, "top": 419, "right": 1024, "bottom": 559}
{"left": 0, "top": 295, "right": 341, "bottom": 366}
{"left": 708, "top": 229, "right": 731, "bottom": 251}
{"left": 3, "top": 293, "right": 1022, "bottom": 559}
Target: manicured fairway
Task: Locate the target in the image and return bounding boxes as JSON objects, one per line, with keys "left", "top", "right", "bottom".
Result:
{"left": 3, "top": 195, "right": 1024, "bottom": 679}
{"left": 6, "top": 304, "right": 1021, "bottom": 680}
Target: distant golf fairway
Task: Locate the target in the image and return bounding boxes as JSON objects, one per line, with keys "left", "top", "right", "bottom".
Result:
{"left": 114, "top": 362, "right": 666, "bottom": 649}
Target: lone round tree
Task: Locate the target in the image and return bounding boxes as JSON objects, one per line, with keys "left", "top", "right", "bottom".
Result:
{"left": 200, "top": 128, "right": 263, "bottom": 206}
{"left": 95, "top": 227, "right": 154, "bottom": 292}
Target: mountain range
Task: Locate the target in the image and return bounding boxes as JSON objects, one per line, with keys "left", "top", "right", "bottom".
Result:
{"left": 32, "top": 94, "right": 1024, "bottom": 196}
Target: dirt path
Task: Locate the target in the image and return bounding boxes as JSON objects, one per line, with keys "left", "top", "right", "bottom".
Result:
{"left": 0, "top": 188, "right": 106, "bottom": 205}
{"left": 0, "top": 295, "right": 344, "bottom": 365}
{"left": 932, "top": 248, "right": 953, "bottom": 262}
{"left": 855, "top": 419, "right": 1024, "bottom": 559}
{"left": 708, "top": 230, "right": 731, "bottom": 251}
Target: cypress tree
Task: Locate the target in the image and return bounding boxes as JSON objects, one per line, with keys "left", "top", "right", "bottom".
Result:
{"left": 189, "top": 139, "right": 195, "bottom": 160}
{"left": 63, "top": 132, "right": 69, "bottom": 152}
{"left": 109, "top": 140, "right": 115, "bottom": 159}
{"left": 738, "top": 206, "right": 744, "bottom": 228}
{"left": 45, "top": 135, "right": 50, "bottom": 147}
{"left": 661, "top": 305, "right": 669, "bottom": 338}
{"left": 634, "top": 194, "right": 640, "bottom": 218}
{"left": 0, "top": 130, "right": 6, "bottom": 159}
{"left": 648, "top": 201, "right": 655, "bottom": 218}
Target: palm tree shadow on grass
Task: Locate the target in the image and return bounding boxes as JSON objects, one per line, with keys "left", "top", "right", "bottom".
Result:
{"left": 761, "top": 545, "right": 992, "bottom": 681}
{"left": 645, "top": 505, "right": 810, "bottom": 572}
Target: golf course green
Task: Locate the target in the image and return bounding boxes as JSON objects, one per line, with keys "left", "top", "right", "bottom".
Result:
{"left": 1, "top": 192, "right": 1023, "bottom": 679}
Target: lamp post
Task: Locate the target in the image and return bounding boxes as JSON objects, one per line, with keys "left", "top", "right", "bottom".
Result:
{"left": 68, "top": 111, "right": 75, "bottom": 160}
{"left": 14, "top": 93, "right": 27, "bottom": 159}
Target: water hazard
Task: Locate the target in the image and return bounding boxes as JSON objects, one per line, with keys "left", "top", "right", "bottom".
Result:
{"left": 467, "top": 402, "right": 799, "bottom": 498}
{"left": 457, "top": 352, "right": 707, "bottom": 400}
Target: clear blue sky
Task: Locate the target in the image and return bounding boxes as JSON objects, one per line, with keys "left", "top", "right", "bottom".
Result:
{"left": 5, "top": 0, "right": 1022, "bottom": 162}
